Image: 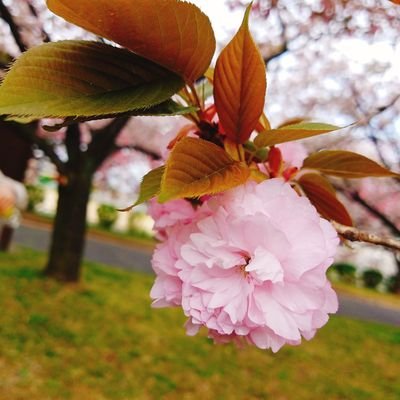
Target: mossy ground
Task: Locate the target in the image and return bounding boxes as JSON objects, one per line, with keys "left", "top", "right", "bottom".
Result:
{"left": 0, "top": 247, "right": 399, "bottom": 400}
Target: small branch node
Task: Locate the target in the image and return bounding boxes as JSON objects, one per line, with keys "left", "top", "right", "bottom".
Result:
{"left": 332, "top": 221, "right": 400, "bottom": 252}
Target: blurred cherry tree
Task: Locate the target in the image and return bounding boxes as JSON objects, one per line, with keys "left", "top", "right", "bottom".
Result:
{"left": 0, "top": 0, "right": 399, "bottom": 285}
{"left": 227, "top": 0, "right": 400, "bottom": 290}
{"left": 0, "top": 0, "right": 148, "bottom": 281}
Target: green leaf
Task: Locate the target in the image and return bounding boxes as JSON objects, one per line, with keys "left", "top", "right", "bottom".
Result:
{"left": 159, "top": 137, "right": 250, "bottom": 202}
{"left": 0, "top": 50, "right": 12, "bottom": 66}
{"left": 0, "top": 41, "right": 184, "bottom": 119}
{"left": 254, "top": 122, "right": 342, "bottom": 148}
{"left": 303, "top": 150, "right": 400, "bottom": 178}
{"left": 134, "top": 166, "right": 165, "bottom": 206}
{"left": 276, "top": 118, "right": 307, "bottom": 128}
{"left": 47, "top": 0, "right": 216, "bottom": 82}
{"left": 298, "top": 173, "right": 353, "bottom": 226}
{"left": 119, "top": 166, "right": 165, "bottom": 211}
{"left": 3, "top": 116, "right": 37, "bottom": 125}
{"left": 214, "top": 4, "right": 266, "bottom": 143}
{"left": 42, "top": 101, "right": 197, "bottom": 132}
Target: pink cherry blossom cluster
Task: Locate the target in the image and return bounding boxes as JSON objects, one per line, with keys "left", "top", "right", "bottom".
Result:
{"left": 149, "top": 178, "right": 339, "bottom": 352}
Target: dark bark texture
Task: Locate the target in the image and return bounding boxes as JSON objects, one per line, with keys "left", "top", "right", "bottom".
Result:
{"left": 392, "top": 256, "right": 400, "bottom": 294}
{"left": 0, "top": 122, "right": 33, "bottom": 181}
{"left": 0, "top": 226, "right": 13, "bottom": 251}
{"left": 44, "top": 161, "right": 93, "bottom": 282}
{"left": 44, "top": 119, "right": 129, "bottom": 282}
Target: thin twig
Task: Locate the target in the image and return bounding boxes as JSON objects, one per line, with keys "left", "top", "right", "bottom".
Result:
{"left": 367, "top": 94, "right": 400, "bottom": 124}
{"left": 351, "top": 85, "right": 400, "bottom": 170}
{"left": 332, "top": 221, "right": 400, "bottom": 252}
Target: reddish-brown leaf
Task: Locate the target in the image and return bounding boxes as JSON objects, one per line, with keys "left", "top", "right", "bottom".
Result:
{"left": 303, "top": 150, "right": 400, "bottom": 178}
{"left": 159, "top": 137, "right": 250, "bottom": 202}
{"left": 214, "top": 4, "right": 266, "bottom": 144}
{"left": 254, "top": 122, "right": 342, "bottom": 148}
{"left": 47, "top": 0, "right": 215, "bottom": 82}
{"left": 255, "top": 113, "right": 272, "bottom": 132}
{"left": 277, "top": 118, "right": 307, "bottom": 129}
{"left": 298, "top": 173, "right": 353, "bottom": 226}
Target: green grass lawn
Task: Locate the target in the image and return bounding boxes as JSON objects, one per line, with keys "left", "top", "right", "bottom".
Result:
{"left": 333, "top": 281, "right": 400, "bottom": 309}
{"left": 0, "top": 248, "right": 399, "bottom": 400}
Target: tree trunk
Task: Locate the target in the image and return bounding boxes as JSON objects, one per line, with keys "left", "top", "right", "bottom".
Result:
{"left": 392, "top": 255, "right": 400, "bottom": 295}
{"left": 0, "top": 226, "right": 13, "bottom": 251}
{"left": 43, "top": 119, "right": 130, "bottom": 282}
{"left": 44, "top": 167, "right": 93, "bottom": 282}
{"left": 0, "top": 121, "right": 33, "bottom": 252}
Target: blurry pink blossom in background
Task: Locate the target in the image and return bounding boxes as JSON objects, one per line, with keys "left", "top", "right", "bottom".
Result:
{"left": 0, "top": 184, "right": 15, "bottom": 218}
{"left": 358, "top": 178, "right": 400, "bottom": 230}
{"left": 150, "top": 179, "right": 339, "bottom": 352}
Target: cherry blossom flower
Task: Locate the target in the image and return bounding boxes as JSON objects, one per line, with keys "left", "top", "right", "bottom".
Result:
{"left": 277, "top": 141, "right": 308, "bottom": 169}
{"left": 150, "top": 179, "right": 339, "bottom": 351}
{"left": 148, "top": 198, "right": 199, "bottom": 241}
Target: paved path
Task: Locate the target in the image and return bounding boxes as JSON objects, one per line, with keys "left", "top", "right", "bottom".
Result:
{"left": 14, "top": 223, "right": 400, "bottom": 327}
{"left": 15, "top": 222, "right": 153, "bottom": 274}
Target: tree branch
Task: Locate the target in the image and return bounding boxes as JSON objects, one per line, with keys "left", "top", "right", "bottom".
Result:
{"left": 0, "top": 0, "right": 27, "bottom": 53}
{"left": 332, "top": 221, "right": 400, "bottom": 252}
{"left": 351, "top": 85, "right": 400, "bottom": 170}
{"left": 261, "top": 7, "right": 289, "bottom": 65}
{"left": 35, "top": 139, "right": 66, "bottom": 175}
{"left": 26, "top": 2, "right": 51, "bottom": 43}
{"left": 10, "top": 121, "right": 67, "bottom": 176}
{"left": 87, "top": 117, "right": 131, "bottom": 170}
{"left": 262, "top": 42, "right": 288, "bottom": 64}
{"left": 65, "top": 124, "right": 82, "bottom": 169}
{"left": 114, "top": 144, "right": 161, "bottom": 161}
{"left": 370, "top": 94, "right": 400, "bottom": 121}
{"left": 343, "top": 189, "right": 400, "bottom": 237}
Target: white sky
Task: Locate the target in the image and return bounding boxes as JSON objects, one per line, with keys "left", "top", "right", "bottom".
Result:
{"left": 189, "top": 1, "right": 400, "bottom": 71}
